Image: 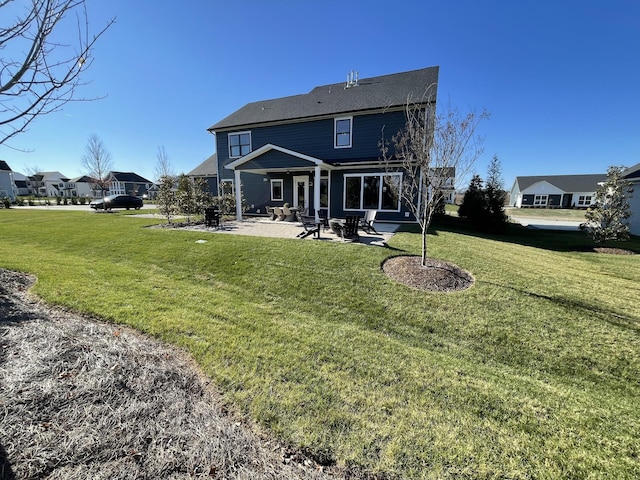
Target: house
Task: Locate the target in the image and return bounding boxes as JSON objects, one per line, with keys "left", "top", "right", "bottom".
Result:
{"left": 0, "top": 160, "right": 16, "bottom": 201}
{"left": 187, "top": 153, "right": 218, "bottom": 194}
{"left": 207, "top": 66, "right": 440, "bottom": 222}
{"left": 623, "top": 163, "right": 640, "bottom": 236}
{"left": 31, "top": 171, "right": 77, "bottom": 198}
{"left": 11, "top": 172, "right": 30, "bottom": 197}
{"left": 509, "top": 174, "right": 607, "bottom": 208}
{"left": 70, "top": 175, "right": 99, "bottom": 198}
{"left": 107, "top": 172, "right": 153, "bottom": 197}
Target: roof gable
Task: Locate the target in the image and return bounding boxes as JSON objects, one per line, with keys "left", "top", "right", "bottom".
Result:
{"left": 0, "top": 160, "right": 11, "bottom": 171}
{"left": 209, "top": 66, "right": 439, "bottom": 131}
{"left": 226, "top": 144, "right": 327, "bottom": 172}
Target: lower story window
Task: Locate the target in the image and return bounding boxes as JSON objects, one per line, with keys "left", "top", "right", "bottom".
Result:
{"left": 271, "top": 179, "right": 283, "bottom": 201}
{"left": 534, "top": 195, "right": 548, "bottom": 206}
{"left": 344, "top": 173, "right": 401, "bottom": 211}
{"left": 219, "top": 180, "right": 234, "bottom": 196}
{"left": 578, "top": 195, "right": 592, "bottom": 206}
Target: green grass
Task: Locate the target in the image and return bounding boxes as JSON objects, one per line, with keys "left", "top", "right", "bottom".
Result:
{"left": 505, "top": 206, "right": 588, "bottom": 221}
{"left": 1, "top": 209, "right": 639, "bottom": 479}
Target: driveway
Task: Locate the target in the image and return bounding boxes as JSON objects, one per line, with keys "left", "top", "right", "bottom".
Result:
{"left": 510, "top": 216, "right": 583, "bottom": 231}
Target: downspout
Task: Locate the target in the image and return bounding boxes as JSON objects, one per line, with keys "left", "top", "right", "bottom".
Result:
{"left": 234, "top": 169, "right": 242, "bottom": 221}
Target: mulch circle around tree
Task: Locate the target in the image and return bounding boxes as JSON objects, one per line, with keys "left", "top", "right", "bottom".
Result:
{"left": 573, "top": 246, "right": 637, "bottom": 255}
{"left": 382, "top": 255, "right": 474, "bottom": 292}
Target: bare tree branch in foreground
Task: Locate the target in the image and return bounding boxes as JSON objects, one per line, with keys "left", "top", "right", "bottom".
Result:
{"left": 0, "top": 0, "right": 115, "bottom": 146}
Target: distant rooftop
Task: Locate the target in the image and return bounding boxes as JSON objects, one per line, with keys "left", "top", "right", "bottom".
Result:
{"left": 514, "top": 174, "right": 607, "bottom": 192}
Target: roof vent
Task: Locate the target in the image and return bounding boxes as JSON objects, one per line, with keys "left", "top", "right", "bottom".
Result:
{"left": 345, "top": 70, "right": 359, "bottom": 89}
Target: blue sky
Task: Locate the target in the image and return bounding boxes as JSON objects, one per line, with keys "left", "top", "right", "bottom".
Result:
{"left": 2, "top": 0, "right": 639, "bottom": 188}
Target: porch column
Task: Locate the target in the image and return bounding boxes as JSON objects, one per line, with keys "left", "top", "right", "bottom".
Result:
{"left": 234, "top": 169, "right": 242, "bottom": 221}
{"left": 314, "top": 166, "right": 321, "bottom": 222}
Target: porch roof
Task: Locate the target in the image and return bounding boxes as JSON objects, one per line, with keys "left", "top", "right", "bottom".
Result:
{"left": 225, "top": 144, "right": 335, "bottom": 174}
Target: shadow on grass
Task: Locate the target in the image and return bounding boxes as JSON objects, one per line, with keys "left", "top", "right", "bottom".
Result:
{"left": 0, "top": 443, "right": 15, "bottom": 480}
{"left": 401, "top": 216, "right": 640, "bottom": 254}
{"left": 481, "top": 280, "right": 639, "bottom": 333}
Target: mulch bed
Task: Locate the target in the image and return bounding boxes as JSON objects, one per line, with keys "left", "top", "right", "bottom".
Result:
{"left": 0, "top": 269, "right": 334, "bottom": 480}
{"left": 382, "top": 256, "right": 474, "bottom": 292}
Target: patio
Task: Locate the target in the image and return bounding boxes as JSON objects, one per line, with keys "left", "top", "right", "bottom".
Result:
{"left": 179, "top": 217, "right": 399, "bottom": 246}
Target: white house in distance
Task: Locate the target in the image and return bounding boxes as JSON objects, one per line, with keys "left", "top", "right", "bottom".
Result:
{"left": 623, "top": 163, "right": 640, "bottom": 236}
{"left": 510, "top": 174, "right": 606, "bottom": 208}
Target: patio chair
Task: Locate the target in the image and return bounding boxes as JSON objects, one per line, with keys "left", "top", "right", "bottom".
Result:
{"left": 338, "top": 215, "right": 360, "bottom": 242}
{"left": 282, "top": 205, "right": 296, "bottom": 222}
{"left": 317, "top": 208, "right": 329, "bottom": 231}
{"left": 295, "top": 212, "right": 320, "bottom": 239}
{"left": 360, "top": 209, "right": 379, "bottom": 234}
{"left": 266, "top": 206, "right": 276, "bottom": 220}
{"left": 273, "top": 206, "right": 286, "bottom": 221}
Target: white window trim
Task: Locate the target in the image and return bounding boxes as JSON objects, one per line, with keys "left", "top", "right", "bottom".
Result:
{"left": 343, "top": 172, "right": 402, "bottom": 212}
{"left": 270, "top": 179, "right": 283, "bottom": 201}
{"left": 228, "top": 131, "right": 252, "bottom": 158}
{"left": 534, "top": 194, "right": 548, "bottom": 206}
{"left": 334, "top": 117, "right": 353, "bottom": 149}
{"left": 219, "top": 179, "right": 235, "bottom": 195}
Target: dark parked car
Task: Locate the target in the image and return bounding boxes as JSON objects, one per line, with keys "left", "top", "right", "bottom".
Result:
{"left": 90, "top": 195, "right": 143, "bottom": 210}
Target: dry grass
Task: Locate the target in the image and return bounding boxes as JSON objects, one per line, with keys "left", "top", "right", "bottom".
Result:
{"left": 0, "top": 269, "right": 332, "bottom": 480}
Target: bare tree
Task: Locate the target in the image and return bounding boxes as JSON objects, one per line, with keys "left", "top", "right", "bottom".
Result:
{"left": 24, "top": 164, "right": 43, "bottom": 198}
{"left": 81, "top": 133, "right": 112, "bottom": 201}
{"left": 0, "top": 1, "right": 115, "bottom": 146}
{"left": 153, "top": 146, "right": 175, "bottom": 182}
{"left": 382, "top": 94, "right": 489, "bottom": 266}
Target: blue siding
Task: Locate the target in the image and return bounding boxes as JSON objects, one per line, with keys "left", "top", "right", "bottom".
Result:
{"left": 214, "top": 109, "right": 416, "bottom": 222}
{"left": 216, "top": 110, "right": 408, "bottom": 171}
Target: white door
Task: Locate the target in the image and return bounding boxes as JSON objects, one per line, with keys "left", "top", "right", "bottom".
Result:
{"left": 293, "top": 175, "right": 309, "bottom": 212}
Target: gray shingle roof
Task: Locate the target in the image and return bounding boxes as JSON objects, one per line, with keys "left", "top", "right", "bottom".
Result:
{"left": 0, "top": 160, "right": 11, "bottom": 171}
{"left": 187, "top": 153, "right": 218, "bottom": 177}
{"left": 109, "top": 171, "right": 152, "bottom": 183}
{"left": 623, "top": 162, "right": 640, "bottom": 179}
{"left": 208, "top": 66, "right": 439, "bottom": 131}
{"left": 515, "top": 174, "right": 607, "bottom": 193}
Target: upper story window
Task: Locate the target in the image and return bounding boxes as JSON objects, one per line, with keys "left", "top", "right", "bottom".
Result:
{"left": 228, "top": 131, "right": 251, "bottom": 158}
{"left": 334, "top": 117, "right": 352, "bottom": 148}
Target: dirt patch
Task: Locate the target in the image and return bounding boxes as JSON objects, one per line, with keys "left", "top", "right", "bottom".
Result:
{"left": 0, "top": 269, "right": 335, "bottom": 479}
{"left": 382, "top": 255, "right": 474, "bottom": 292}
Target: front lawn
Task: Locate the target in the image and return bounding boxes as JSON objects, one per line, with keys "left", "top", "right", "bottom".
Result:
{"left": 1, "top": 210, "right": 638, "bottom": 479}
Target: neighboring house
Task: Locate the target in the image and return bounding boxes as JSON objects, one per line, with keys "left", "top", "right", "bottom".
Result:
{"left": 187, "top": 153, "right": 218, "bottom": 195}
{"left": 11, "top": 172, "right": 30, "bottom": 196}
{"left": 207, "top": 66, "right": 440, "bottom": 221}
{"left": 34, "top": 171, "right": 77, "bottom": 198}
{"left": 107, "top": 171, "right": 153, "bottom": 197}
{"left": 509, "top": 174, "right": 606, "bottom": 208}
{"left": 70, "top": 175, "right": 99, "bottom": 198}
{"left": 623, "top": 163, "right": 640, "bottom": 236}
{"left": 0, "top": 160, "right": 16, "bottom": 201}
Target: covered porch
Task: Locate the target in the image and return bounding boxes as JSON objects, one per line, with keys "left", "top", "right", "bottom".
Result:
{"left": 225, "top": 144, "right": 333, "bottom": 222}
